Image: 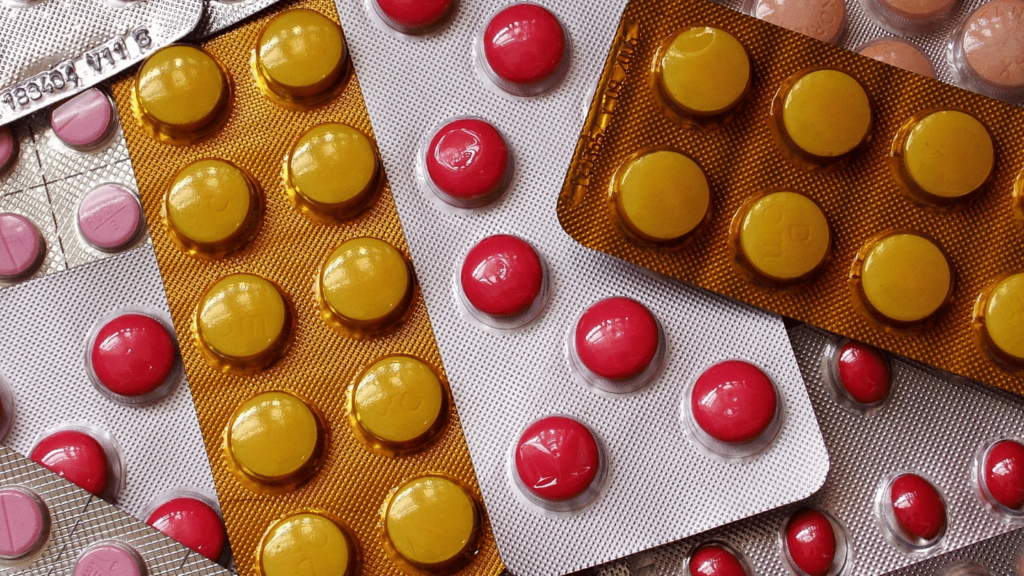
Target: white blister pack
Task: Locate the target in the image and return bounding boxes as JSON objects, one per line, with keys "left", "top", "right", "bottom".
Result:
{"left": 591, "top": 325, "right": 1024, "bottom": 576}
{"left": 0, "top": 0, "right": 202, "bottom": 127}
{"left": 0, "top": 245, "right": 219, "bottom": 525}
{"left": 0, "top": 443, "right": 230, "bottom": 576}
{"left": 334, "top": 1, "right": 830, "bottom": 574}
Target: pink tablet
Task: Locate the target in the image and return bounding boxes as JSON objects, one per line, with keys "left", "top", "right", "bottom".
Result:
{"left": 77, "top": 185, "right": 142, "bottom": 251}
{"left": 480, "top": 3, "right": 569, "bottom": 96}
{"left": 574, "top": 297, "right": 660, "bottom": 382}
{"left": 460, "top": 234, "right": 543, "bottom": 318}
{"left": 50, "top": 88, "right": 116, "bottom": 151}
{"left": 0, "top": 487, "right": 49, "bottom": 561}
{"left": 515, "top": 416, "right": 601, "bottom": 502}
{"left": 983, "top": 440, "right": 1024, "bottom": 510}
{"left": 889, "top": 473, "right": 946, "bottom": 542}
{"left": 374, "top": 0, "right": 454, "bottom": 33}
{"left": 835, "top": 340, "right": 891, "bottom": 405}
{"left": 691, "top": 360, "right": 778, "bottom": 444}
{"left": 785, "top": 510, "right": 837, "bottom": 576}
{"left": 0, "top": 213, "right": 45, "bottom": 281}
{"left": 0, "top": 126, "right": 17, "bottom": 175}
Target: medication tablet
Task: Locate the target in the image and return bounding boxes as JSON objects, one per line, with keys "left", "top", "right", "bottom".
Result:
{"left": 690, "top": 360, "right": 778, "bottom": 444}
{"left": 73, "top": 542, "right": 146, "bottom": 576}
{"left": 479, "top": 3, "right": 569, "bottom": 96}
{"left": 572, "top": 297, "right": 662, "bottom": 392}
{"left": 887, "top": 473, "right": 947, "bottom": 543}
{"left": 514, "top": 416, "right": 602, "bottom": 504}
{"left": 976, "top": 272, "right": 1024, "bottom": 367}
{"left": 751, "top": 0, "right": 845, "bottom": 43}
{"left": 77, "top": 185, "right": 142, "bottom": 252}
{"left": 459, "top": 234, "right": 544, "bottom": 320}
{"left": 227, "top": 391, "right": 325, "bottom": 487}
{"left": 255, "top": 9, "right": 347, "bottom": 105}
{"left": 318, "top": 237, "right": 414, "bottom": 338}
{"left": 981, "top": 440, "right": 1024, "bottom": 511}
{"left": 688, "top": 544, "right": 748, "bottom": 576}
{"left": 50, "top": 88, "right": 116, "bottom": 151}
{"left": 286, "top": 123, "right": 380, "bottom": 222}
{"left": 30, "top": 430, "right": 109, "bottom": 497}
{"left": 0, "top": 213, "right": 45, "bottom": 281}
{"left": 784, "top": 510, "right": 838, "bottom": 576}
{"left": 775, "top": 69, "right": 872, "bottom": 165}
{"left": 655, "top": 27, "right": 751, "bottom": 124}
{"left": 384, "top": 476, "right": 479, "bottom": 570}
{"left": 733, "top": 191, "right": 831, "bottom": 285}
{"left": 0, "top": 126, "right": 16, "bottom": 176}
{"left": 854, "top": 232, "right": 953, "bottom": 327}
{"left": 857, "top": 38, "right": 935, "bottom": 78}
{"left": 90, "top": 313, "right": 176, "bottom": 401}
{"left": 373, "top": 0, "right": 455, "bottom": 34}
{"left": 424, "top": 118, "right": 512, "bottom": 208}
{"left": 612, "top": 150, "right": 711, "bottom": 247}
{"left": 863, "top": 0, "right": 957, "bottom": 34}
{"left": 146, "top": 496, "right": 226, "bottom": 562}
{"left": 196, "top": 273, "right": 293, "bottom": 372}
{"left": 352, "top": 356, "right": 446, "bottom": 452}
{"left": 134, "top": 45, "right": 230, "bottom": 143}
{"left": 0, "top": 487, "right": 49, "bottom": 561}
{"left": 955, "top": 0, "right": 1024, "bottom": 100}
{"left": 165, "top": 159, "right": 262, "bottom": 257}
{"left": 835, "top": 340, "right": 891, "bottom": 405}
{"left": 893, "top": 109, "right": 994, "bottom": 208}
{"left": 260, "top": 513, "right": 356, "bottom": 576}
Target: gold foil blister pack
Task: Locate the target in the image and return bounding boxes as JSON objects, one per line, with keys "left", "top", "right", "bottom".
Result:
{"left": 558, "top": 0, "right": 1024, "bottom": 395}
{"left": 109, "top": 0, "right": 503, "bottom": 574}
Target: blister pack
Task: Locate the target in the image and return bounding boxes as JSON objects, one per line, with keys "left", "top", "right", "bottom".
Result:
{"left": 0, "top": 245, "right": 227, "bottom": 565}
{"left": 193, "top": 0, "right": 283, "bottom": 38}
{"left": 108, "top": 0, "right": 505, "bottom": 574}
{"left": 0, "top": 442, "right": 230, "bottom": 576}
{"left": 556, "top": 0, "right": 1024, "bottom": 398}
{"left": 0, "top": 85, "right": 150, "bottom": 288}
{"left": 588, "top": 324, "right": 1024, "bottom": 576}
{"left": 333, "top": 0, "right": 832, "bottom": 574}
{"left": 0, "top": 0, "right": 202, "bottom": 127}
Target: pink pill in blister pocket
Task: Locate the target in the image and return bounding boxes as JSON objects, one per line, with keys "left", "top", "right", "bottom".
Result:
{"left": 0, "top": 487, "right": 49, "bottom": 561}
{"left": 50, "top": 88, "right": 115, "bottom": 151}
{"left": 77, "top": 184, "right": 142, "bottom": 251}
{"left": 73, "top": 543, "right": 145, "bottom": 576}
{"left": 0, "top": 212, "right": 44, "bottom": 281}
{"left": 0, "top": 126, "right": 16, "bottom": 175}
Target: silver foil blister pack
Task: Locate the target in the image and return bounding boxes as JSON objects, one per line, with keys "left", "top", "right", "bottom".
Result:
{"left": 0, "top": 443, "right": 230, "bottom": 576}
{"left": 334, "top": 1, "right": 831, "bottom": 574}
{"left": 591, "top": 325, "right": 1024, "bottom": 576}
{"left": 0, "top": 0, "right": 201, "bottom": 126}
{"left": 0, "top": 245, "right": 218, "bottom": 523}
{"left": 192, "top": 0, "right": 284, "bottom": 37}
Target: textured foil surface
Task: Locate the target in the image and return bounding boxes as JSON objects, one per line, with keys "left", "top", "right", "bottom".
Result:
{"left": 557, "top": 0, "right": 1024, "bottom": 396}
{"left": 333, "top": 1, "right": 831, "bottom": 575}
{"left": 0, "top": 0, "right": 202, "bottom": 127}
{"left": 192, "top": 0, "right": 283, "bottom": 38}
{"left": 0, "top": 443, "right": 230, "bottom": 576}
{"left": 109, "top": 0, "right": 504, "bottom": 574}
{"left": 590, "top": 325, "right": 1024, "bottom": 576}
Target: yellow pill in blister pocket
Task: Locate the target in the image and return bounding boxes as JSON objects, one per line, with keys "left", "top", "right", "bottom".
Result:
{"left": 259, "top": 513, "right": 355, "bottom": 576}
{"left": 384, "top": 476, "right": 479, "bottom": 570}
{"left": 736, "top": 191, "right": 831, "bottom": 284}
{"left": 196, "top": 273, "right": 292, "bottom": 372}
{"left": 166, "top": 159, "right": 261, "bottom": 256}
{"left": 352, "top": 355, "right": 445, "bottom": 451}
{"left": 227, "top": 391, "right": 324, "bottom": 486}
{"left": 256, "top": 9, "right": 348, "bottom": 103}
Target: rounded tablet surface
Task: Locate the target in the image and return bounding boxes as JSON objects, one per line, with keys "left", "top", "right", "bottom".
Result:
{"left": 166, "top": 159, "right": 259, "bottom": 253}
{"left": 135, "top": 45, "right": 229, "bottom": 141}
{"left": 460, "top": 234, "right": 543, "bottom": 317}
{"left": 385, "top": 476, "right": 478, "bottom": 568}
{"left": 983, "top": 440, "right": 1024, "bottom": 510}
{"left": 737, "top": 191, "right": 830, "bottom": 283}
{"left": 482, "top": 4, "right": 567, "bottom": 86}
{"left": 31, "top": 430, "right": 109, "bottom": 496}
{"left": 981, "top": 273, "right": 1024, "bottom": 363}
{"left": 353, "top": 356, "right": 445, "bottom": 446}
{"left": 50, "top": 88, "right": 115, "bottom": 150}
{"left": 857, "top": 38, "right": 935, "bottom": 78}
{"left": 889, "top": 474, "right": 946, "bottom": 541}
{"left": 425, "top": 118, "right": 510, "bottom": 206}
{"left": 871, "top": 0, "right": 957, "bottom": 31}
{"left": 515, "top": 416, "right": 601, "bottom": 502}
{"left": 0, "top": 487, "right": 48, "bottom": 560}
{"left": 74, "top": 543, "right": 145, "bottom": 576}
{"left": 196, "top": 273, "right": 291, "bottom": 369}
{"left": 228, "top": 391, "right": 323, "bottom": 484}
{"left": 785, "top": 510, "right": 837, "bottom": 576}
{"left": 753, "top": 0, "right": 845, "bottom": 43}
{"left": 836, "top": 340, "right": 890, "bottom": 405}
{"left": 780, "top": 69, "right": 871, "bottom": 160}
{"left": 614, "top": 150, "right": 710, "bottom": 245}
{"left": 689, "top": 544, "right": 747, "bottom": 576}
{"left": 574, "top": 297, "right": 660, "bottom": 381}
{"left": 287, "top": 123, "right": 379, "bottom": 220}
{"left": 319, "top": 237, "right": 413, "bottom": 335}
{"left": 91, "top": 313, "right": 176, "bottom": 398}
{"left": 899, "top": 110, "right": 994, "bottom": 202}
{"left": 0, "top": 126, "right": 16, "bottom": 174}
{"left": 77, "top": 185, "right": 142, "bottom": 251}
{"left": 0, "top": 212, "right": 44, "bottom": 280}
{"left": 858, "top": 232, "right": 952, "bottom": 325}
{"left": 375, "top": 0, "right": 453, "bottom": 31}
{"left": 961, "top": 0, "right": 1024, "bottom": 91}
{"left": 657, "top": 27, "right": 751, "bottom": 117}
{"left": 256, "top": 9, "right": 347, "bottom": 103}
{"left": 260, "top": 513, "right": 354, "bottom": 576}
{"left": 691, "top": 360, "right": 777, "bottom": 444}
{"left": 146, "top": 497, "right": 225, "bottom": 561}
